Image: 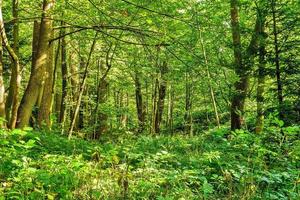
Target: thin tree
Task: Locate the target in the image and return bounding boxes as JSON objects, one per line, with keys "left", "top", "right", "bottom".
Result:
{"left": 68, "top": 33, "right": 98, "bottom": 139}
{"left": 0, "top": 0, "right": 21, "bottom": 129}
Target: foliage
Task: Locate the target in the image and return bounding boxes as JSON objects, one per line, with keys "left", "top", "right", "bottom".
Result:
{"left": 0, "top": 124, "right": 299, "bottom": 199}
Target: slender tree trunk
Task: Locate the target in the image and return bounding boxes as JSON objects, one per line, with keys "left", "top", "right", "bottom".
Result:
{"left": 59, "top": 21, "right": 68, "bottom": 124}
{"left": 92, "top": 59, "right": 111, "bottom": 138}
{"left": 0, "top": 0, "right": 21, "bottom": 129}
{"left": 5, "top": 0, "right": 20, "bottom": 129}
{"left": 78, "top": 58, "right": 85, "bottom": 129}
{"left": 121, "top": 92, "right": 128, "bottom": 128}
{"left": 167, "top": 85, "right": 174, "bottom": 134}
{"left": 199, "top": 30, "right": 220, "bottom": 128}
{"left": 37, "top": 26, "right": 54, "bottom": 127}
{"left": 151, "top": 77, "right": 158, "bottom": 134}
{"left": 154, "top": 61, "right": 168, "bottom": 134}
{"left": 230, "top": 0, "right": 248, "bottom": 130}
{"left": 69, "top": 35, "right": 97, "bottom": 139}
{"left": 114, "top": 89, "right": 120, "bottom": 125}
{"left": 271, "top": 0, "right": 283, "bottom": 119}
{"left": 184, "top": 71, "right": 192, "bottom": 134}
{"left": 17, "top": 0, "right": 54, "bottom": 128}
{"left": 55, "top": 93, "right": 62, "bottom": 120}
{"left": 31, "top": 21, "right": 41, "bottom": 73}
{"left": 95, "top": 79, "right": 108, "bottom": 138}
{"left": 93, "top": 60, "right": 101, "bottom": 135}
{"left": 70, "top": 53, "right": 80, "bottom": 129}
{"left": 145, "top": 79, "right": 150, "bottom": 131}
{"left": 255, "top": 43, "right": 266, "bottom": 133}
{"left": 255, "top": 11, "right": 267, "bottom": 134}
{"left": 52, "top": 34, "right": 60, "bottom": 120}
{"left": 0, "top": 36, "right": 5, "bottom": 128}
{"left": 135, "top": 72, "right": 145, "bottom": 132}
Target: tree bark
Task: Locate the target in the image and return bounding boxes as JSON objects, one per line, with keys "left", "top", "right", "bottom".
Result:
{"left": 69, "top": 52, "right": 80, "bottom": 129}
{"left": 151, "top": 77, "right": 158, "bottom": 134}
{"left": 59, "top": 21, "right": 68, "bottom": 124}
{"left": 154, "top": 61, "right": 168, "bottom": 134}
{"left": 0, "top": 0, "right": 21, "bottom": 129}
{"left": 37, "top": 26, "right": 54, "bottom": 127}
{"left": 255, "top": 9, "right": 267, "bottom": 134}
{"left": 271, "top": 0, "right": 284, "bottom": 119}
{"left": 166, "top": 85, "right": 174, "bottom": 134}
{"left": 17, "top": 0, "right": 54, "bottom": 128}
{"left": 95, "top": 79, "right": 108, "bottom": 138}
{"left": 135, "top": 72, "right": 145, "bottom": 132}
{"left": 184, "top": 71, "right": 192, "bottom": 135}
{"left": 0, "top": 35, "right": 5, "bottom": 128}
{"left": 230, "top": 0, "right": 248, "bottom": 130}
{"left": 5, "top": 0, "right": 20, "bottom": 129}
{"left": 229, "top": 0, "right": 264, "bottom": 130}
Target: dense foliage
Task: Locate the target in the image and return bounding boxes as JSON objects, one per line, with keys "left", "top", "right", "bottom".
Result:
{"left": 1, "top": 119, "right": 299, "bottom": 199}
{"left": 0, "top": 0, "right": 299, "bottom": 199}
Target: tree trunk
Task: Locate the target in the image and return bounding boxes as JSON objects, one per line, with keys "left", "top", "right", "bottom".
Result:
{"left": 199, "top": 30, "right": 220, "bottom": 128}
{"left": 230, "top": 1, "right": 267, "bottom": 130}
{"left": 59, "top": 21, "right": 68, "bottom": 125}
{"left": 52, "top": 33, "right": 60, "bottom": 120}
{"left": 0, "top": 35, "right": 5, "bottom": 128}
{"left": 5, "top": 0, "right": 20, "bottom": 129}
{"left": 17, "top": 0, "right": 54, "bottom": 128}
{"left": 0, "top": 0, "right": 21, "bottom": 129}
{"left": 167, "top": 85, "right": 174, "bottom": 134}
{"left": 69, "top": 35, "right": 97, "bottom": 139}
{"left": 154, "top": 61, "right": 168, "bottom": 134}
{"left": 70, "top": 52, "right": 80, "bottom": 129}
{"left": 121, "top": 92, "right": 128, "bottom": 128}
{"left": 26, "top": 21, "right": 41, "bottom": 125}
{"left": 151, "top": 77, "right": 158, "bottom": 134}
{"left": 78, "top": 58, "right": 85, "bottom": 129}
{"left": 184, "top": 71, "right": 192, "bottom": 135}
{"left": 37, "top": 26, "right": 54, "bottom": 127}
{"left": 135, "top": 72, "right": 145, "bottom": 132}
{"left": 95, "top": 79, "right": 108, "bottom": 139}
{"left": 230, "top": 0, "right": 248, "bottom": 130}
{"left": 255, "top": 11, "right": 267, "bottom": 134}
{"left": 271, "top": 0, "right": 284, "bottom": 119}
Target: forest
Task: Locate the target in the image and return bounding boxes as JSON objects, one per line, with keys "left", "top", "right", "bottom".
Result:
{"left": 0, "top": 0, "right": 299, "bottom": 199}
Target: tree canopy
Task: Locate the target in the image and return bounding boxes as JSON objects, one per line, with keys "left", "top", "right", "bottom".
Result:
{"left": 0, "top": 0, "right": 299, "bottom": 199}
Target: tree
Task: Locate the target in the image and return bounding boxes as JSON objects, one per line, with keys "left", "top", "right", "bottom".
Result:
{"left": 0, "top": 33, "right": 5, "bottom": 128}
{"left": 5, "top": 0, "right": 21, "bottom": 129}
{"left": 17, "top": 0, "right": 55, "bottom": 128}
{"left": 0, "top": 0, "right": 21, "bottom": 129}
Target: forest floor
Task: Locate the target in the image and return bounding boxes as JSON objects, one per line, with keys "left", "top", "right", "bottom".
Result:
{"left": 0, "top": 126, "right": 299, "bottom": 199}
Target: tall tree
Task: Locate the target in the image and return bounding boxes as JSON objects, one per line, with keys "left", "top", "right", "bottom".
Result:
{"left": 230, "top": 0, "right": 266, "bottom": 130}
{"left": 17, "top": 0, "right": 55, "bottom": 128}
{"left": 69, "top": 34, "right": 97, "bottom": 139}
{"left": 0, "top": 34, "right": 5, "bottom": 128}
{"left": 134, "top": 71, "right": 145, "bottom": 132}
{"left": 5, "top": 0, "right": 20, "bottom": 129}
{"left": 271, "top": 0, "right": 284, "bottom": 119}
{"left": 154, "top": 61, "right": 168, "bottom": 134}
{"left": 37, "top": 28, "right": 54, "bottom": 127}
{"left": 255, "top": 7, "right": 267, "bottom": 134}
{"left": 59, "top": 21, "right": 68, "bottom": 125}
{"left": 0, "top": 0, "right": 21, "bottom": 129}
{"left": 229, "top": 0, "right": 248, "bottom": 130}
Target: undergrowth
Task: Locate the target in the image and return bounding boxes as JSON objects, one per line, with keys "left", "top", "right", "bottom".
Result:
{"left": 0, "top": 124, "right": 299, "bottom": 199}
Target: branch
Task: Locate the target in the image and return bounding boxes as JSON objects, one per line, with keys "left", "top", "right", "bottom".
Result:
{"left": 119, "top": 0, "right": 191, "bottom": 26}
